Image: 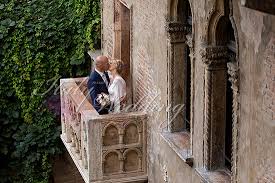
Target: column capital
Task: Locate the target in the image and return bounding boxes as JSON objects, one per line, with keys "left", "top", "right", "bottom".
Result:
{"left": 166, "top": 21, "right": 191, "bottom": 43}
{"left": 200, "top": 46, "right": 228, "bottom": 69}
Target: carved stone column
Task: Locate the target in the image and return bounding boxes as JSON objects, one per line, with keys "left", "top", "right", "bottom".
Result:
{"left": 227, "top": 62, "right": 239, "bottom": 183}
{"left": 186, "top": 33, "right": 195, "bottom": 154}
{"left": 166, "top": 21, "right": 191, "bottom": 132}
{"left": 200, "top": 46, "right": 228, "bottom": 170}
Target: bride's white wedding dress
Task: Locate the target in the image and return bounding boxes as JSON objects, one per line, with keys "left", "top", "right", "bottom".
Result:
{"left": 108, "top": 75, "right": 126, "bottom": 113}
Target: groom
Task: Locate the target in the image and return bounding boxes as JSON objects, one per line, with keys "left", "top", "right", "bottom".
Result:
{"left": 88, "top": 56, "right": 110, "bottom": 115}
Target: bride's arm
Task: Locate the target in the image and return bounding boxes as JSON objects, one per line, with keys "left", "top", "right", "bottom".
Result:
{"left": 112, "top": 79, "right": 126, "bottom": 111}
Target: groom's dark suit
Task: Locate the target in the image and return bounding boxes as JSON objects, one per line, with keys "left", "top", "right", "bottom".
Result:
{"left": 87, "top": 70, "right": 110, "bottom": 115}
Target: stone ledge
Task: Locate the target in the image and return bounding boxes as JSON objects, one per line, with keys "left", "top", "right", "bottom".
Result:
{"left": 92, "top": 175, "right": 147, "bottom": 183}
{"left": 195, "top": 168, "right": 231, "bottom": 183}
{"left": 160, "top": 131, "right": 193, "bottom": 167}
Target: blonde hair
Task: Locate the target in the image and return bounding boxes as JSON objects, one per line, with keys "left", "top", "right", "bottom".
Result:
{"left": 111, "top": 59, "right": 124, "bottom": 74}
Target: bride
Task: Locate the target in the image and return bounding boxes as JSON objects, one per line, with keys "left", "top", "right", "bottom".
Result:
{"left": 108, "top": 59, "right": 126, "bottom": 113}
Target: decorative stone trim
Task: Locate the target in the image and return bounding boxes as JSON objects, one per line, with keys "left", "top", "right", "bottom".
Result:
{"left": 186, "top": 33, "right": 194, "bottom": 49}
{"left": 166, "top": 21, "right": 191, "bottom": 43}
{"left": 186, "top": 33, "right": 195, "bottom": 154}
{"left": 165, "top": 22, "right": 191, "bottom": 34}
{"left": 200, "top": 46, "right": 228, "bottom": 69}
{"left": 227, "top": 62, "right": 240, "bottom": 183}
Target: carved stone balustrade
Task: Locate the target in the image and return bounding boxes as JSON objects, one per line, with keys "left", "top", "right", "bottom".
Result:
{"left": 60, "top": 77, "right": 148, "bottom": 183}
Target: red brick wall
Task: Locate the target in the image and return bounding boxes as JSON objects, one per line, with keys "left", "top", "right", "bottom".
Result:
{"left": 135, "top": 46, "right": 159, "bottom": 111}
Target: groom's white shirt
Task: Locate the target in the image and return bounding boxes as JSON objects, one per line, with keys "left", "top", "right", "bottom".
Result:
{"left": 95, "top": 68, "right": 108, "bottom": 87}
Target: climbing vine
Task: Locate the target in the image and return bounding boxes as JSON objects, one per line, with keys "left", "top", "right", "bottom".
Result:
{"left": 0, "top": 0, "right": 100, "bottom": 182}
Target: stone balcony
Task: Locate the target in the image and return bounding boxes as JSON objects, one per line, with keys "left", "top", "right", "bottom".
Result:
{"left": 60, "top": 77, "right": 148, "bottom": 183}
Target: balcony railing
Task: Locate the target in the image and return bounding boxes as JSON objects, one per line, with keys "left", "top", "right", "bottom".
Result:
{"left": 60, "top": 77, "right": 148, "bottom": 183}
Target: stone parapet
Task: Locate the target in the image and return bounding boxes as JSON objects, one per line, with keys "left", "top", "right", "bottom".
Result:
{"left": 60, "top": 77, "right": 148, "bottom": 183}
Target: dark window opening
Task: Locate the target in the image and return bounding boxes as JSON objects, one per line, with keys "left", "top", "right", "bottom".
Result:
{"left": 227, "top": 23, "right": 236, "bottom": 53}
{"left": 177, "top": 0, "right": 192, "bottom": 26}
{"left": 187, "top": 3, "right": 192, "bottom": 26}
{"left": 225, "top": 74, "right": 233, "bottom": 170}
{"left": 185, "top": 47, "right": 191, "bottom": 132}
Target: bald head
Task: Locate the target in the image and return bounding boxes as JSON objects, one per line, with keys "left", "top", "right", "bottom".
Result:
{"left": 95, "top": 56, "right": 109, "bottom": 72}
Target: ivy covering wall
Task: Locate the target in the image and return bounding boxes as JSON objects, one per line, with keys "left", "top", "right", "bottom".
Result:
{"left": 0, "top": 0, "right": 101, "bottom": 182}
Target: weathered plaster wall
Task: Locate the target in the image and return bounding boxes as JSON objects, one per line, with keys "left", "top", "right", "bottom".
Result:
{"left": 102, "top": 0, "right": 275, "bottom": 182}
{"left": 234, "top": 1, "right": 275, "bottom": 182}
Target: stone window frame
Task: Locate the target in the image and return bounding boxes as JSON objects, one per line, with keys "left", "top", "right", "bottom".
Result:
{"left": 162, "top": 0, "right": 195, "bottom": 166}
{"left": 200, "top": 1, "right": 240, "bottom": 182}
{"left": 166, "top": 0, "right": 194, "bottom": 134}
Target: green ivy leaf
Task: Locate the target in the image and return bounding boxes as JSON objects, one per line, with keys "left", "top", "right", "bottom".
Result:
{"left": 0, "top": 4, "right": 4, "bottom": 10}
{"left": 0, "top": 0, "right": 101, "bottom": 181}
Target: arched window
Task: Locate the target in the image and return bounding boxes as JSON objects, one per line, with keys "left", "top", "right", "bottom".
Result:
{"left": 167, "top": 0, "right": 193, "bottom": 133}
{"left": 202, "top": 13, "right": 238, "bottom": 171}
{"left": 216, "top": 16, "right": 236, "bottom": 170}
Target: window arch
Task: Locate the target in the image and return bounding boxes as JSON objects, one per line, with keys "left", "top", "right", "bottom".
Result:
{"left": 202, "top": 3, "right": 239, "bottom": 172}
{"left": 167, "top": 0, "right": 193, "bottom": 133}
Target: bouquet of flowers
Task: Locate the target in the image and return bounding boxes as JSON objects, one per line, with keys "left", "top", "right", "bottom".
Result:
{"left": 96, "top": 92, "right": 111, "bottom": 109}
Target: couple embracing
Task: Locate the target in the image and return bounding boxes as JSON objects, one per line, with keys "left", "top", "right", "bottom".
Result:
{"left": 88, "top": 56, "right": 126, "bottom": 115}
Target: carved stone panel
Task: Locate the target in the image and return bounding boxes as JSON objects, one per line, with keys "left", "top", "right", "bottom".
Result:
{"left": 124, "top": 123, "right": 139, "bottom": 144}
{"left": 103, "top": 125, "right": 119, "bottom": 146}
{"left": 100, "top": 114, "right": 147, "bottom": 179}
{"left": 124, "top": 150, "right": 139, "bottom": 172}
{"left": 241, "top": 0, "right": 275, "bottom": 15}
{"left": 103, "top": 152, "right": 120, "bottom": 174}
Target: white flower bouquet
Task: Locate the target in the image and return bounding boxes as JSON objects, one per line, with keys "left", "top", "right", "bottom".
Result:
{"left": 96, "top": 92, "right": 111, "bottom": 109}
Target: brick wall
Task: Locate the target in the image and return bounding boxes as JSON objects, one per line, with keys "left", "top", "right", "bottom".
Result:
{"left": 135, "top": 46, "right": 160, "bottom": 112}
{"left": 102, "top": 0, "right": 114, "bottom": 58}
